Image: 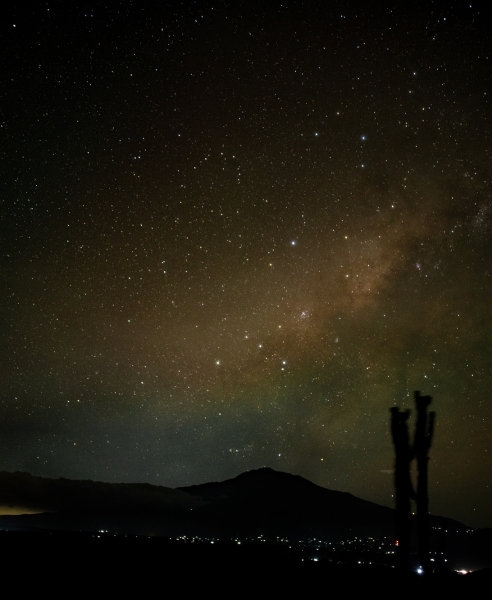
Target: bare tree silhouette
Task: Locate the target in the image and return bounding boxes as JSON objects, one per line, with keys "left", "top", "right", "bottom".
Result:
{"left": 390, "top": 391, "right": 435, "bottom": 574}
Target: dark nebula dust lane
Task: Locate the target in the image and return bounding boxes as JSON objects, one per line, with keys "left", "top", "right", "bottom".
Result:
{"left": 1, "top": 1, "right": 491, "bottom": 528}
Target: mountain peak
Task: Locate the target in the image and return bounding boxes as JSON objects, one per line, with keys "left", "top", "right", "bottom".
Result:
{"left": 178, "top": 466, "right": 332, "bottom": 504}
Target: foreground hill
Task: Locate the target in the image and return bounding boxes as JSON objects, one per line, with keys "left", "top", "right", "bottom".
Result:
{"left": 0, "top": 467, "right": 490, "bottom": 570}
{"left": 178, "top": 467, "right": 397, "bottom": 540}
{"left": 0, "top": 470, "right": 202, "bottom": 513}
{"left": 0, "top": 470, "right": 202, "bottom": 536}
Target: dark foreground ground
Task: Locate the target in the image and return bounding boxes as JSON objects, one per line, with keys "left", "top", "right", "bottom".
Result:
{"left": 1, "top": 530, "right": 490, "bottom": 595}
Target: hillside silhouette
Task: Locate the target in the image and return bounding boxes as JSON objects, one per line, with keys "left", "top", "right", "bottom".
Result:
{"left": 0, "top": 467, "right": 490, "bottom": 571}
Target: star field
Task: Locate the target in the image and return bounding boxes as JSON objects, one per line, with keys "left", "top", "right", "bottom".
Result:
{"left": 1, "top": 1, "right": 491, "bottom": 528}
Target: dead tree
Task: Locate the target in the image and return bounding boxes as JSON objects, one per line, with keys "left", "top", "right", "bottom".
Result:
{"left": 390, "top": 391, "right": 435, "bottom": 574}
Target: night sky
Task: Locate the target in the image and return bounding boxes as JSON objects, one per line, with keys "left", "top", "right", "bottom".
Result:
{"left": 1, "top": 1, "right": 491, "bottom": 529}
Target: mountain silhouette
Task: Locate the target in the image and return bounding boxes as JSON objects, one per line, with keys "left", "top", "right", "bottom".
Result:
{"left": 1, "top": 467, "right": 488, "bottom": 570}
{"left": 177, "top": 467, "right": 396, "bottom": 540}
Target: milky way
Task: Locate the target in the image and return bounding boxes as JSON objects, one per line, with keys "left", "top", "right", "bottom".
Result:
{"left": 1, "top": 1, "right": 491, "bottom": 528}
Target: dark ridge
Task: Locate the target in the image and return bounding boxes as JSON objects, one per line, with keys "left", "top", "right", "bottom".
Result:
{"left": 178, "top": 467, "right": 331, "bottom": 499}
{"left": 0, "top": 467, "right": 485, "bottom": 570}
{"left": 0, "top": 470, "right": 201, "bottom": 513}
